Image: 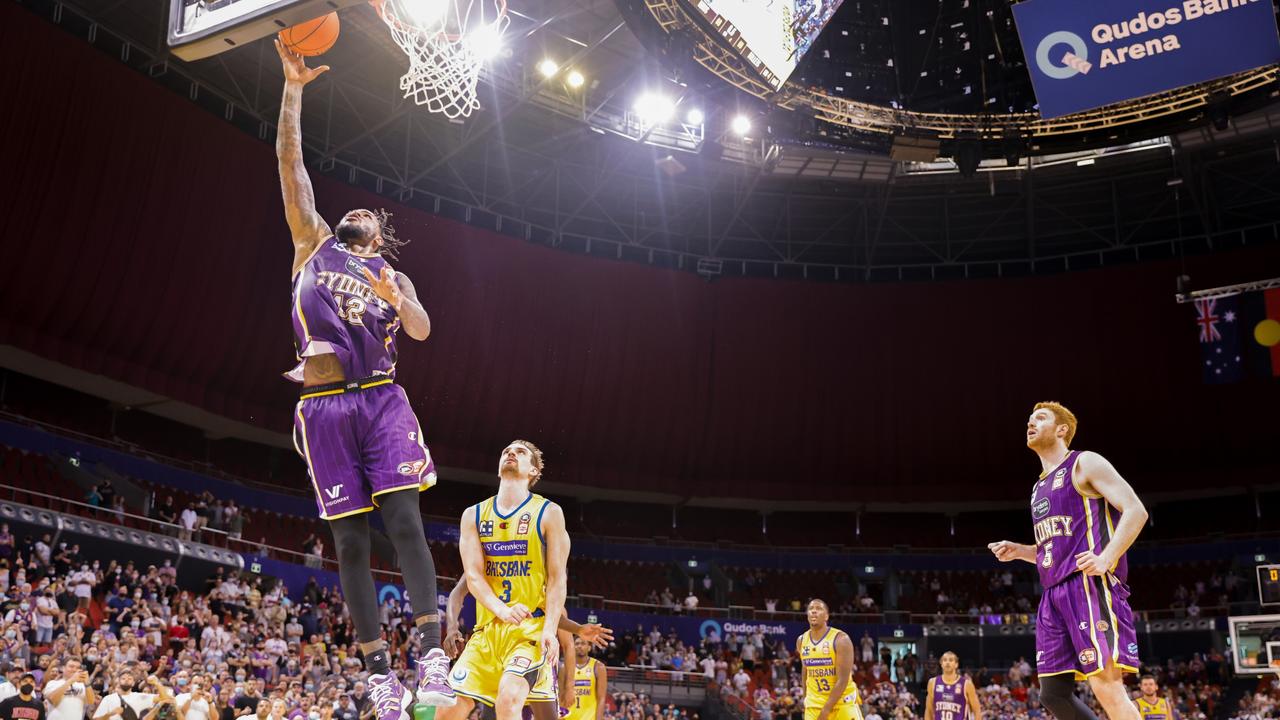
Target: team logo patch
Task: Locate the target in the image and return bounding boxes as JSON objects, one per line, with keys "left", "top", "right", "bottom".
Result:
{"left": 1078, "top": 649, "right": 1096, "bottom": 665}
{"left": 1052, "top": 468, "right": 1067, "bottom": 490}
{"left": 397, "top": 460, "right": 426, "bottom": 475}
{"left": 517, "top": 512, "right": 531, "bottom": 535}
{"left": 1096, "top": 620, "right": 1110, "bottom": 632}
{"left": 451, "top": 668, "right": 468, "bottom": 682}
{"left": 1033, "top": 498, "right": 1051, "bottom": 519}
{"left": 479, "top": 520, "right": 494, "bottom": 538}
{"left": 1127, "top": 643, "right": 1139, "bottom": 654}
{"left": 509, "top": 657, "right": 531, "bottom": 670}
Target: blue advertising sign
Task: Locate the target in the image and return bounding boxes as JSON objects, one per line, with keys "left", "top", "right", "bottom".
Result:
{"left": 1012, "top": 0, "right": 1280, "bottom": 119}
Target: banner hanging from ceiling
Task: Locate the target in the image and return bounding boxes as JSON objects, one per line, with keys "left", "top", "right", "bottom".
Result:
{"left": 1012, "top": 0, "right": 1280, "bottom": 119}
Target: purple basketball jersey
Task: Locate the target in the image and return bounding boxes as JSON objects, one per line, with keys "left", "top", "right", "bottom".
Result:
{"left": 930, "top": 676, "right": 968, "bottom": 720}
{"left": 1030, "top": 450, "right": 1129, "bottom": 589}
{"left": 286, "top": 238, "right": 401, "bottom": 382}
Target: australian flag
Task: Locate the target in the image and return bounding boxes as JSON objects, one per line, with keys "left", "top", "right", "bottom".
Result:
{"left": 1195, "top": 295, "right": 1243, "bottom": 383}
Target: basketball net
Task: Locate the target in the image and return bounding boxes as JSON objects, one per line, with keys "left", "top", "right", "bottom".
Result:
{"left": 372, "top": 0, "right": 508, "bottom": 119}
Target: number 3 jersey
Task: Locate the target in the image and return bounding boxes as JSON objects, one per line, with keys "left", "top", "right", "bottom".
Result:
{"left": 1031, "top": 450, "right": 1129, "bottom": 589}
{"left": 473, "top": 493, "right": 551, "bottom": 628}
{"left": 287, "top": 238, "right": 401, "bottom": 383}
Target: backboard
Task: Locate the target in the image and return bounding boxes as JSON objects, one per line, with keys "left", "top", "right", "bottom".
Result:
{"left": 1228, "top": 614, "right": 1280, "bottom": 676}
{"left": 168, "top": 0, "right": 364, "bottom": 61}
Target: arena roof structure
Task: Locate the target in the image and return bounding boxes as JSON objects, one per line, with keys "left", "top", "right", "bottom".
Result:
{"left": 17, "top": 0, "right": 1280, "bottom": 278}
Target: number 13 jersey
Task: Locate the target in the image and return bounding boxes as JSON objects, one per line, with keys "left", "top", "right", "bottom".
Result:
{"left": 799, "top": 628, "right": 861, "bottom": 714}
{"left": 473, "top": 493, "right": 550, "bottom": 627}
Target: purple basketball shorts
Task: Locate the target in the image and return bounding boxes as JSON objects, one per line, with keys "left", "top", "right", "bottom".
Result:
{"left": 293, "top": 380, "right": 436, "bottom": 520}
{"left": 1035, "top": 572, "right": 1140, "bottom": 680}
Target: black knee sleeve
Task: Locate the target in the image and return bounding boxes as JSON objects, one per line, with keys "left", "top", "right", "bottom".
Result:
{"left": 1039, "top": 675, "right": 1100, "bottom": 720}
{"left": 379, "top": 490, "right": 441, "bottom": 648}
{"left": 329, "top": 514, "right": 381, "bottom": 644}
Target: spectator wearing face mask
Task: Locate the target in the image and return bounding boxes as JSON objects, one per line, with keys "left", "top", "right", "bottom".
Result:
{"left": 0, "top": 672, "right": 42, "bottom": 720}
{"left": 175, "top": 676, "right": 212, "bottom": 720}
{"left": 33, "top": 589, "right": 57, "bottom": 646}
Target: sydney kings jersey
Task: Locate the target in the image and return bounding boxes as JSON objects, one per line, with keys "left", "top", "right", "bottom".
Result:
{"left": 1031, "top": 450, "right": 1129, "bottom": 589}
{"left": 930, "top": 676, "right": 969, "bottom": 720}
{"left": 288, "top": 239, "right": 401, "bottom": 382}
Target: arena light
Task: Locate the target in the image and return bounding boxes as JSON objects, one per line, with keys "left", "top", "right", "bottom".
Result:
{"left": 686, "top": 109, "right": 704, "bottom": 126}
{"left": 731, "top": 114, "right": 751, "bottom": 135}
{"left": 537, "top": 59, "right": 559, "bottom": 78}
{"left": 464, "top": 22, "right": 504, "bottom": 61}
{"left": 566, "top": 70, "right": 585, "bottom": 88}
{"left": 400, "top": 0, "right": 449, "bottom": 25}
{"left": 634, "top": 93, "right": 676, "bottom": 124}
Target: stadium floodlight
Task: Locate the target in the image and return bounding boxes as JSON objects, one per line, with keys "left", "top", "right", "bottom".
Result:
{"left": 566, "top": 70, "right": 585, "bottom": 88}
{"left": 731, "top": 114, "right": 751, "bottom": 135}
{"left": 464, "top": 22, "right": 504, "bottom": 61}
{"left": 400, "top": 0, "right": 450, "bottom": 25}
{"left": 634, "top": 93, "right": 676, "bottom": 124}
{"left": 686, "top": 109, "right": 704, "bottom": 126}
{"left": 537, "top": 59, "right": 559, "bottom": 78}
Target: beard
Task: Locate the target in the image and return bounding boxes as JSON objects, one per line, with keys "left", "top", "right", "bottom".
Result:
{"left": 335, "top": 220, "right": 373, "bottom": 245}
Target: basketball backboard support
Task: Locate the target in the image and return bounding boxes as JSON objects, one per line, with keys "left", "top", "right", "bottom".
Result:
{"left": 1229, "top": 615, "right": 1280, "bottom": 675}
{"left": 168, "top": 0, "right": 364, "bottom": 61}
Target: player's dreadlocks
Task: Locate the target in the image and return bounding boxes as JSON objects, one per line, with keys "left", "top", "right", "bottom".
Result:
{"left": 373, "top": 208, "right": 409, "bottom": 260}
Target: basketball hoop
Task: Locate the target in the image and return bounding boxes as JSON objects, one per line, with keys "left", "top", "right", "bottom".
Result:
{"left": 371, "top": 0, "right": 508, "bottom": 118}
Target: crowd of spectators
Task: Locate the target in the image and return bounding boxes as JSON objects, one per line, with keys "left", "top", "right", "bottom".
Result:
{"left": 0, "top": 526, "right": 449, "bottom": 720}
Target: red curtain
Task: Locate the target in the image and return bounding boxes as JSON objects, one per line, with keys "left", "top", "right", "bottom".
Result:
{"left": 2, "top": 1, "right": 1278, "bottom": 502}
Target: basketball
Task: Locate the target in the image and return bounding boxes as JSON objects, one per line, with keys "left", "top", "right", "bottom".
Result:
{"left": 278, "top": 12, "right": 339, "bottom": 57}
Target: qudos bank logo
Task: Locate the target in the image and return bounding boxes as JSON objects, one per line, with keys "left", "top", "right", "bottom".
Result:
{"left": 699, "top": 620, "right": 723, "bottom": 640}
{"left": 1035, "top": 31, "right": 1093, "bottom": 79}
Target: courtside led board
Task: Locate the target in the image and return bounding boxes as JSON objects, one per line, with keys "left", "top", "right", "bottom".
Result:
{"left": 168, "top": 0, "right": 363, "bottom": 61}
{"left": 1011, "top": 0, "right": 1280, "bottom": 119}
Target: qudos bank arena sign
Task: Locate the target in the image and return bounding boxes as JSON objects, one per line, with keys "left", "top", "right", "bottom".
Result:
{"left": 1012, "top": 0, "right": 1280, "bottom": 118}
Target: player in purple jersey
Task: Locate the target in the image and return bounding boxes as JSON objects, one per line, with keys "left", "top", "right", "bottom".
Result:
{"left": 988, "top": 402, "right": 1148, "bottom": 720}
{"left": 924, "top": 652, "right": 980, "bottom": 720}
{"left": 275, "top": 40, "right": 453, "bottom": 720}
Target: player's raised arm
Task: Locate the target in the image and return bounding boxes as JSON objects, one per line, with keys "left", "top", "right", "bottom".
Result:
{"left": 460, "top": 506, "right": 525, "bottom": 624}
{"left": 541, "top": 502, "right": 571, "bottom": 668}
{"left": 274, "top": 39, "right": 332, "bottom": 273}
{"left": 1074, "top": 451, "right": 1148, "bottom": 576}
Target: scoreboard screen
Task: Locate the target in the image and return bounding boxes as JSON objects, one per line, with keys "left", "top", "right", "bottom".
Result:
{"left": 1257, "top": 564, "right": 1280, "bottom": 606}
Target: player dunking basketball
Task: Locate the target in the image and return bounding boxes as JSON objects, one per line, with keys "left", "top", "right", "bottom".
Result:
{"left": 989, "top": 402, "right": 1148, "bottom": 720}
{"left": 275, "top": 40, "right": 453, "bottom": 719}
{"left": 924, "top": 652, "right": 981, "bottom": 720}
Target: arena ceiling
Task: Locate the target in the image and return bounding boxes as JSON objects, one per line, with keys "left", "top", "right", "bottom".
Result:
{"left": 20, "top": 0, "right": 1280, "bottom": 277}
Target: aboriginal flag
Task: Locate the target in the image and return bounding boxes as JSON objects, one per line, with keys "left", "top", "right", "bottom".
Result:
{"left": 1238, "top": 288, "right": 1280, "bottom": 378}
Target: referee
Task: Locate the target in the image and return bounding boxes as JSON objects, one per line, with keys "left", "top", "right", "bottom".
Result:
{"left": 0, "top": 673, "right": 44, "bottom": 720}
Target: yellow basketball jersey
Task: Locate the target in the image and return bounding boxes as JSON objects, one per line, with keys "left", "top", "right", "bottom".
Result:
{"left": 799, "top": 628, "right": 861, "bottom": 712}
{"left": 564, "top": 658, "right": 599, "bottom": 720}
{"left": 474, "top": 492, "right": 550, "bottom": 627}
{"left": 1136, "top": 697, "right": 1170, "bottom": 720}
